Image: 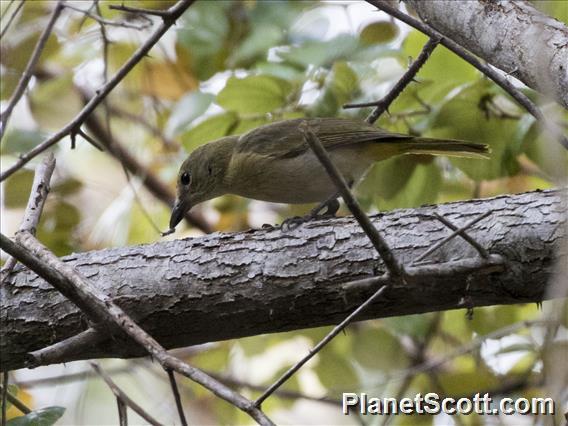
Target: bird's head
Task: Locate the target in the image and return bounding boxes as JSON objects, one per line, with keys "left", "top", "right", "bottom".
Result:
{"left": 168, "top": 136, "right": 236, "bottom": 232}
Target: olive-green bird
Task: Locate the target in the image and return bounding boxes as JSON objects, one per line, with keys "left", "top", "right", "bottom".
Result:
{"left": 167, "top": 117, "right": 489, "bottom": 233}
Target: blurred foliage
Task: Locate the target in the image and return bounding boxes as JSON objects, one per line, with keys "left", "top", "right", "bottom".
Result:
{"left": 6, "top": 406, "right": 64, "bottom": 426}
{"left": 1, "top": 1, "right": 566, "bottom": 425}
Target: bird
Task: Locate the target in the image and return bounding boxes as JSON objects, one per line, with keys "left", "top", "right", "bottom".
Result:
{"left": 165, "top": 117, "right": 489, "bottom": 234}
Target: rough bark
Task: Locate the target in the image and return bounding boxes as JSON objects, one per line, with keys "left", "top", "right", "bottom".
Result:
{"left": 2, "top": 190, "right": 566, "bottom": 371}
{"left": 406, "top": 0, "right": 568, "bottom": 109}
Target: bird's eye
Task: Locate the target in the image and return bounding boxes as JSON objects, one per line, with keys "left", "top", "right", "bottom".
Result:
{"left": 180, "top": 172, "right": 191, "bottom": 186}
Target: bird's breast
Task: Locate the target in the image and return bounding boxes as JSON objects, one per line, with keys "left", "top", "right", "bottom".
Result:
{"left": 224, "top": 146, "right": 374, "bottom": 204}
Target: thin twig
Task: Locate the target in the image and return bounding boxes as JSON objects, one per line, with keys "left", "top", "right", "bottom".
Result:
{"left": 90, "top": 362, "right": 162, "bottom": 426}
{"left": 412, "top": 211, "right": 491, "bottom": 264}
{"left": 108, "top": 4, "right": 171, "bottom": 18}
{"left": 27, "top": 328, "right": 106, "bottom": 368}
{"left": 433, "top": 212, "right": 489, "bottom": 258}
{"left": 1, "top": 153, "right": 56, "bottom": 283}
{"left": 116, "top": 398, "right": 128, "bottom": 426}
{"left": 0, "top": 1, "right": 65, "bottom": 141}
{"left": 366, "top": 0, "right": 568, "bottom": 149}
{"left": 254, "top": 284, "right": 389, "bottom": 408}
{"left": 204, "top": 371, "right": 342, "bottom": 407}
{"left": 1, "top": 233, "right": 274, "bottom": 426}
{"left": 166, "top": 369, "right": 187, "bottom": 426}
{"left": 64, "top": 3, "right": 151, "bottom": 30}
{"left": 0, "top": 0, "right": 24, "bottom": 39}
{"left": 1, "top": 373, "right": 7, "bottom": 426}
{"left": 299, "top": 122, "right": 405, "bottom": 280}
{"left": 75, "top": 127, "right": 105, "bottom": 151}
{"left": 379, "top": 319, "right": 552, "bottom": 387}
{"left": 18, "top": 365, "right": 133, "bottom": 388}
{"left": 0, "top": 0, "right": 195, "bottom": 182}
{"left": 344, "top": 37, "right": 440, "bottom": 125}
{"left": 0, "top": 385, "right": 31, "bottom": 415}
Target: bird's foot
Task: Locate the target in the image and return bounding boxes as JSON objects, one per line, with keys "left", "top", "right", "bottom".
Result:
{"left": 280, "top": 211, "right": 337, "bottom": 231}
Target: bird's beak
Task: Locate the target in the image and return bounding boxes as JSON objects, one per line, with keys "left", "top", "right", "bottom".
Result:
{"left": 168, "top": 199, "right": 188, "bottom": 232}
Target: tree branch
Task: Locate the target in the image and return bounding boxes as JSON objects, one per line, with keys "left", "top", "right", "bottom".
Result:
{"left": 90, "top": 361, "right": 162, "bottom": 426}
{"left": 2, "top": 189, "right": 564, "bottom": 371}
{"left": 0, "top": 1, "right": 64, "bottom": 140}
{"left": 1, "top": 153, "right": 56, "bottom": 282}
{"left": 0, "top": 0, "right": 195, "bottom": 182}
{"left": 366, "top": 0, "right": 568, "bottom": 149}
{"left": 344, "top": 37, "right": 440, "bottom": 125}
{"left": 405, "top": 0, "right": 568, "bottom": 109}
{"left": 1, "top": 232, "right": 274, "bottom": 426}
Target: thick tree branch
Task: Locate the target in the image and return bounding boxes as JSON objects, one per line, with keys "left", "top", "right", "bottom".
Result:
{"left": 1, "top": 189, "right": 564, "bottom": 371}
{"left": 405, "top": 0, "right": 568, "bottom": 109}
{"left": 367, "top": 0, "right": 568, "bottom": 149}
{"left": 1, "top": 232, "right": 274, "bottom": 425}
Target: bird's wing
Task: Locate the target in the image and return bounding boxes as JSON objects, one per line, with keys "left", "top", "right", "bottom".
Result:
{"left": 235, "top": 117, "right": 411, "bottom": 159}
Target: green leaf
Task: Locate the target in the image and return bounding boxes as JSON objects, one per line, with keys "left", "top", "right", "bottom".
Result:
{"left": 383, "top": 313, "right": 437, "bottom": 339}
{"left": 353, "top": 326, "right": 408, "bottom": 371}
{"left": 315, "top": 349, "right": 358, "bottom": 391}
{"left": 468, "top": 306, "right": 517, "bottom": 336}
{"left": 1, "top": 129, "right": 45, "bottom": 156}
{"left": 51, "top": 177, "right": 82, "bottom": 196}
{"left": 166, "top": 91, "right": 214, "bottom": 137}
{"left": 428, "top": 80, "right": 522, "bottom": 180}
{"left": 360, "top": 21, "right": 399, "bottom": 45}
{"left": 217, "top": 75, "right": 291, "bottom": 114}
{"left": 4, "top": 170, "right": 34, "bottom": 208}
{"left": 403, "top": 31, "right": 479, "bottom": 103}
{"left": 358, "top": 155, "right": 416, "bottom": 203}
{"left": 522, "top": 108, "right": 568, "bottom": 181}
{"left": 277, "top": 34, "right": 359, "bottom": 69}
{"left": 7, "top": 406, "right": 65, "bottom": 426}
{"left": 29, "top": 74, "right": 82, "bottom": 131}
{"left": 176, "top": 1, "right": 230, "bottom": 80}
{"left": 254, "top": 62, "right": 304, "bottom": 82}
{"left": 180, "top": 112, "right": 238, "bottom": 151}
{"left": 37, "top": 201, "right": 80, "bottom": 256}
{"left": 229, "top": 24, "right": 284, "bottom": 67}
{"left": 361, "top": 159, "right": 441, "bottom": 211}
{"left": 311, "top": 62, "right": 359, "bottom": 117}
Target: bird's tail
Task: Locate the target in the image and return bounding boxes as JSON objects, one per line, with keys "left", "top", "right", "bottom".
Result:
{"left": 395, "top": 138, "right": 491, "bottom": 159}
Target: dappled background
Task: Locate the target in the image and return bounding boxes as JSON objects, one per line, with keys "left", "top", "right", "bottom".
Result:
{"left": 1, "top": 0, "right": 567, "bottom": 424}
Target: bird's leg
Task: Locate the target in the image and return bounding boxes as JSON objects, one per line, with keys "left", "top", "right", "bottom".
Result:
{"left": 309, "top": 193, "right": 340, "bottom": 218}
{"left": 281, "top": 191, "right": 343, "bottom": 230}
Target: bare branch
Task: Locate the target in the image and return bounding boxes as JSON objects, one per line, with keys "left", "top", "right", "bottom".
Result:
{"left": 3, "top": 190, "right": 561, "bottom": 370}
{"left": 109, "top": 4, "right": 172, "bottom": 19}
{"left": 1, "top": 153, "right": 56, "bottom": 282}
{"left": 90, "top": 361, "right": 162, "bottom": 426}
{"left": 0, "top": 1, "right": 65, "bottom": 140}
{"left": 64, "top": 3, "right": 151, "bottom": 30}
{"left": 166, "top": 369, "right": 187, "bottom": 426}
{"left": 0, "top": 385, "right": 31, "bottom": 415}
{"left": 1, "top": 232, "right": 274, "bottom": 426}
{"left": 366, "top": 0, "right": 568, "bottom": 149}
{"left": 0, "top": 0, "right": 24, "bottom": 39}
{"left": 433, "top": 212, "right": 489, "bottom": 259}
{"left": 382, "top": 319, "right": 552, "bottom": 385}
{"left": 0, "top": 0, "right": 195, "bottom": 182}
{"left": 344, "top": 37, "right": 440, "bottom": 125}
{"left": 299, "top": 122, "right": 405, "bottom": 280}
{"left": 254, "top": 284, "right": 390, "bottom": 408}
{"left": 412, "top": 211, "right": 491, "bottom": 264}
{"left": 1, "top": 373, "right": 7, "bottom": 426}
